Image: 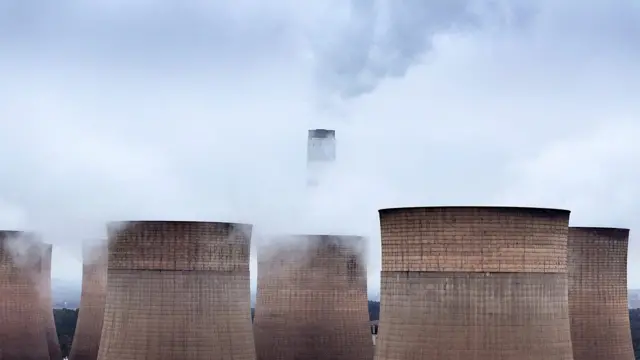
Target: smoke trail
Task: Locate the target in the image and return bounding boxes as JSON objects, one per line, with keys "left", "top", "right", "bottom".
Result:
{"left": 2, "top": 232, "right": 43, "bottom": 273}
{"left": 311, "top": 0, "right": 534, "bottom": 100}
{"left": 2, "top": 0, "right": 639, "bottom": 298}
{"left": 1, "top": 232, "right": 50, "bottom": 300}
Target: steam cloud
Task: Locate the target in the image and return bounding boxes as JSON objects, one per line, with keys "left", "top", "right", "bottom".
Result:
{"left": 2, "top": 233, "right": 42, "bottom": 271}
{"left": 0, "top": 0, "right": 639, "bottom": 297}
{"left": 311, "top": 0, "right": 482, "bottom": 100}
{"left": 0, "top": 232, "right": 53, "bottom": 300}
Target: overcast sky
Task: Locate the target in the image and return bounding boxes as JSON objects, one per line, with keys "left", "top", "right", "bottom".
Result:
{"left": 0, "top": 0, "right": 639, "bottom": 296}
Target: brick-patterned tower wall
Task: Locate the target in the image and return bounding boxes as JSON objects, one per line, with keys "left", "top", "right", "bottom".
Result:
{"left": 96, "top": 221, "right": 256, "bottom": 360}
{"left": 375, "top": 206, "right": 574, "bottom": 360}
{"left": 69, "top": 241, "right": 108, "bottom": 360}
{"left": 0, "top": 230, "right": 50, "bottom": 360}
{"left": 253, "top": 235, "right": 373, "bottom": 360}
{"left": 40, "top": 243, "right": 63, "bottom": 360}
{"left": 568, "top": 227, "right": 634, "bottom": 360}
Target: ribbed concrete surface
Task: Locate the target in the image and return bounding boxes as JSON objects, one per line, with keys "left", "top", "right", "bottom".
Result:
{"left": 375, "top": 206, "right": 574, "bottom": 360}
{"left": 568, "top": 227, "right": 634, "bottom": 360}
{"left": 0, "top": 230, "right": 49, "bottom": 360}
{"left": 96, "top": 221, "right": 255, "bottom": 360}
{"left": 69, "top": 241, "right": 108, "bottom": 360}
{"left": 253, "top": 235, "right": 373, "bottom": 360}
{"left": 40, "top": 243, "right": 63, "bottom": 360}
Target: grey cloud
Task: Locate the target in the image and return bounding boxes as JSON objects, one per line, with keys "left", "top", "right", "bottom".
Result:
{"left": 0, "top": 0, "right": 640, "bottom": 296}
{"left": 310, "top": 0, "right": 528, "bottom": 100}
{"left": 311, "top": 0, "right": 640, "bottom": 101}
{"left": 0, "top": 0, "right": 301, "bottom": 69}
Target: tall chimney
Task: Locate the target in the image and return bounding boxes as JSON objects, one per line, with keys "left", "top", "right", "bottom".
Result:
{"left": 307, "top": 129, "right": 336, "bottom": 187}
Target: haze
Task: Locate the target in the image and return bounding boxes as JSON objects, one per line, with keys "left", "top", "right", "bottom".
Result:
{"left": 0, "top": 0, "right": 639, "bottom": 298}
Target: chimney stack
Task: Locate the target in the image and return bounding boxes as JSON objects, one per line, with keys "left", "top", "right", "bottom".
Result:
{"left": 307, "top": 129, "right": 336, "bottom": 187}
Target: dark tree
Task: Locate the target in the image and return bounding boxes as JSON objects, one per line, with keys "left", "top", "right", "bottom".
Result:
{"left": 629, "top": 309, "right": 640, "bottom": 359}
{"left": 368, "top": 301, "right": 380, "bottom": 320}
{"left": 53, "top": 308, "right": 78, "bottom": 359}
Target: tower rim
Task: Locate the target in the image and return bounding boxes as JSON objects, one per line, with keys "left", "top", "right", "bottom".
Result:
{"left": 569, "top": 226, "right": 630, "bottom": 238}
{"left": 106, "top": 220, "right": 252, "bottom": 228}
{"left": 379, "top": 205, "right": 570, "bottom": 216}
{"left": 0, "top": 230, "right": 41, "bottom": 243}
{"left": 0, "top": 230, "right": 35, "bottom": 236}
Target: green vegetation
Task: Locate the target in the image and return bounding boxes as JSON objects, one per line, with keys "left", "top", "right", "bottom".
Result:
{"left": 629, "top": 309, "right": 640, "bottom": 359}
{"left": 53, "top": 308, "right": 78, "bottom": 359}
{"left": 368, "top": 300, "right": 380, "bottom": 320}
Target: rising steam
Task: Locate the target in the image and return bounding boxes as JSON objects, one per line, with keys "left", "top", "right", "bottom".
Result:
{"left": 0, "top": 231, "right": 53, "bottom": 300}
{"left": 1, "top": 0, "right": 639, "bottom": 296}
{"left": 2, "top": 232, "right": 44, "bottom": 274}
{"left": 311, "top": 0, "right": 530, "bottom": 100}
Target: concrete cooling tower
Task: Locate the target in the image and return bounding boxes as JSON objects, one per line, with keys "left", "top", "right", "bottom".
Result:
{"left": 96, "top": 221, "right": 256, "bottom": 360}
{"left": 253, "top": 235, "right": 373, "bottom": 360}
{"left": 375, "top": 206, "right": 574, "bottom": 360}
{"left": 40, "top": 243, "right": 63, "bottom": 360}
{"left": 69, "top": 241, "right": 108, "bottom": 360}
{"left": 0, "top": 230, "right": 49, "bottom": 360}
{"left": 568, "top": 227, "right": 634, "bottom": 360}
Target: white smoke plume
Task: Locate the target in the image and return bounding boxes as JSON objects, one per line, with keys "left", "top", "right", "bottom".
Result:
{"left": 81, "top": 239, "right": 108, "bottom": 267}
{"left": 0, "top": 231, "right": 49, "bottom": 300}
{"left": 0, "top": 0, "right": 639, "bottom": 298}
{"left": 2, "top": 232, "right": 43, "bottom": 272}
{"left": 311, "top": 0, "right": 487, "bottom": 100}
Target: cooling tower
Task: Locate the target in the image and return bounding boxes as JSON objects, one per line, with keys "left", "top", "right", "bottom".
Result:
{"left": 96, "top": 221, "right": 256, "bottom": 360}
{"left": 68, "top": 241, "right": 108, "bottom": 360}
{"left": 568, "top": 227, "right": 634, "bottom": 360}
{"left": 306, "top": 129, "right": 336, "bottom": 187}
{"left": 40, "top": 243, "right": 63, "bottom": 360}
{"left": 0, "top": 230, "right": 50, "bottom": 360}
{"left": 375, "top": 206, "right": 574, "bottom": 360}
{"left": 253, "top": 235, "right": 373, "bottom": 360}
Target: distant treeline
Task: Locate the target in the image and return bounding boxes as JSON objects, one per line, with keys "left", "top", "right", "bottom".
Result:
{"left": 368, "top": 301, "right": 380, "bottom": 320}
{"left": 54, "top": 308, "right": 78, "bottom": 358}
{"left": 629, "top": 308, "right": 640, "bottom": 359}
{"left": 53, "top": 306, "right": 640, "bottom": 360}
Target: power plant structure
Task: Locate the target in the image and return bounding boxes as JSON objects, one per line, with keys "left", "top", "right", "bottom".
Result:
{"left": 69, "top": 241, "right": 108, "bottom": 360}
{"left": 253, "top": 235, "right": 373, "bottom": 360}
{"left": 568, "top": 227, "right": 635, "bottom": 360}
{"left": 96, "top": 221, "right": 256, "bottom": 360}
{"left": 306, "top": 129, "right": 336, "bottom": 188}
{"left": 374, "top": 206, "right": 575, "bottom": 360}
{"left": 0, "top": 230, "right": 50, "bottom": 360}
{"left": 40, "top": 243, "right": 63, "bottom": 360}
